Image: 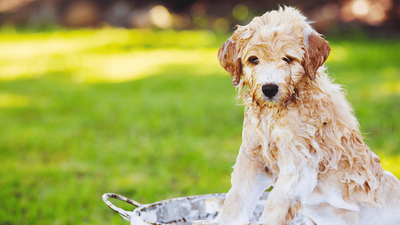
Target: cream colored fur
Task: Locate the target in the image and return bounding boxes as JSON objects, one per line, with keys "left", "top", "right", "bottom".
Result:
{"left": 193, "top": 6, "right": 400, "bottom": 225}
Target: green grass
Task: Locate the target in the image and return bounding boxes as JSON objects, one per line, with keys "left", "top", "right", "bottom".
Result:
{"left": 0, "top": 29, "right": 399, "bottom": 224}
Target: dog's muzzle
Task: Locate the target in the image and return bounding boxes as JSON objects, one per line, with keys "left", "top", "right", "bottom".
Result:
{"left": 262, "top": 83, "right": 279, "bottom": 98}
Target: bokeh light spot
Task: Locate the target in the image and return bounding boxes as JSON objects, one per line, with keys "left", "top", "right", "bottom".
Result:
{"left": 213, "top": 18, "right": 230, "bottom": 33}
{"left": 366, "top": 4, "right": 386, "bottom": 25}
{"left": 173, "top": 13, "right": 191, "bottom": 29}
{"left": 233, "top": 5, "right": 249, "bottom": 21}
{"left": 352, "top": 0, "right": 370, "bottom": 16}
{"left": 150, "top": 5, "right": 172, "bottom": 29}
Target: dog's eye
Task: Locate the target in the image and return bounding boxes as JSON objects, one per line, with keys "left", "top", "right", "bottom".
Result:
{"left": 248, "top": 56, "right": 259, "bottom": 65}
{"left": 283, "top": 56, "right": 293, "bottom": 63}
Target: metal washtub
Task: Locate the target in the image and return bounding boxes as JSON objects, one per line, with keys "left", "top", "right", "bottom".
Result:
{"left": 102, "top": 192, "right": 306, "bottom": 225}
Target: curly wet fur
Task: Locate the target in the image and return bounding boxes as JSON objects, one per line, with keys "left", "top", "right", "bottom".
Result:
{"left": 194, "top": 6, "right": 400, "bottom": 225}
{"left": 234, "top": 7, "right": 397, "bottom": 208}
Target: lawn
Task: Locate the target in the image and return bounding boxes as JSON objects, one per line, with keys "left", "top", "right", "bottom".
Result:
{"left": 0, "top": 28, "right": 399, "bottom": 225}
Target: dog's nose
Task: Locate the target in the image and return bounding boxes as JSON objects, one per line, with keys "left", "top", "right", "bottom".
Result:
{"left": 262, "top": 83, "right": 279, "bottom": 98}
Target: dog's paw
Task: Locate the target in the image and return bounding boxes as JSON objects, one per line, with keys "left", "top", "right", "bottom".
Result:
{"left": 245, "top": 223, "right": 266, "bottom": 225}
{"left": 192, "top": 220, "right": 219, "bottom": 225}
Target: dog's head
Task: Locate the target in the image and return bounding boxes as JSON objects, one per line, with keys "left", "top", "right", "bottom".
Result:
{"left": 218, "top": 7, "right": 330, "bottom": 106}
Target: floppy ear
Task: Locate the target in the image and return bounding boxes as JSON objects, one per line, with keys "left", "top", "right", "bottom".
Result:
{"left": 303, "top": 32, "right": 331, "bottom": 80}
{"left": 218, "top": 26, "right": 254, "bottom": 87}
{"left": 218, "top": 36, "right": 243, "bottom": 86}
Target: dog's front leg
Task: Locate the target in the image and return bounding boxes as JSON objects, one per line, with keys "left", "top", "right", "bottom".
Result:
{"left": 258, "top": 159, "right": 317, "bottom": 225}
{"left": 194, "top": 144, "right": 273, "bottom": 225}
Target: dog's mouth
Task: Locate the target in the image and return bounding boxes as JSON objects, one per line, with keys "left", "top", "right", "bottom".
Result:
{"left": 264, "top": 96, "right": 278, "bottom": 102}
{"left": 261, "top": 96, "right": 281, "bottom": 106}
{"left": 254, "top": 93, "right": 280, "bottom": 107}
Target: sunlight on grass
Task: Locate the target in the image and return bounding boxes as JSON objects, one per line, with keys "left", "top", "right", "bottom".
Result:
{"left": 0, "top": 93, "right": 29, "bottom": 108}
{"left": 85, "top": 49, "right": 221, "bottom": 83}
{"left": 0, "top": 49, "right": 222, "bottom": 82}
{"left": 0, "top": 30, "right": 129, "bottom": 59}
{"left": 0, "top": 29, "right": 216, "bottom": 59}
{"left": 0, "top": 29, "right": 222, "bottom": 82}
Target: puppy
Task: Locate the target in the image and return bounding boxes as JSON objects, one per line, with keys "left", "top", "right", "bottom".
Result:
{"left": 194, "top": 6, "right": 400, "bottom": 225}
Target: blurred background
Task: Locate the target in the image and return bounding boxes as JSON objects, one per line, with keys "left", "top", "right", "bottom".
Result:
{"left": 0, "top": 0, "right": 399, "bottom": 224}
{"left": 1, "top": 0, "right": 400, "bottom": 34}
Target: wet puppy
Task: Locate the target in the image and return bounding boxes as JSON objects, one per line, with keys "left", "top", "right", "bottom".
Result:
{"left": 194, "top": 6, "right": 400, "bottom": 225}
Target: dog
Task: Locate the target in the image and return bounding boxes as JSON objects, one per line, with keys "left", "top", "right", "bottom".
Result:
{"left": 193, "top": 6, "right": 400, "bottom": 225}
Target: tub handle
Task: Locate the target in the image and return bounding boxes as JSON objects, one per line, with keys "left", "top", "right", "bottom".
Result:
{"left": 102, "top": 193, "right": 142, "bottom": 221}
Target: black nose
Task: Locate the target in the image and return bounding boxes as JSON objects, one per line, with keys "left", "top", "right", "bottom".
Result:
{"left": 262, "top": 84, "right": 279, "bottom": 98}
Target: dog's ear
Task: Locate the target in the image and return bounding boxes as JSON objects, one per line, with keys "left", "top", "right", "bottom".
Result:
{"left": 303, "top": 32, "right": 331, "bottom": 80}
{"left": 218, "top": 37, "right": 242, "bottom": 86}
{"left": 218, "top": 28, "right": 252, "bottom": 87}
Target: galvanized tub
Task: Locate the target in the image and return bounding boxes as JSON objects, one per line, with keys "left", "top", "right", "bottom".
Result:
{"left": 102, "top": 192, "right": 306, "bottom": 225}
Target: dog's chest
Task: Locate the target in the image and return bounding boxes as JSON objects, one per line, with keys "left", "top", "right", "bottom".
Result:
{"left": 258, "top": 112, "right": 293, "bottom": 146}
{"left": 258, "top": 113, "right": 279, "bottom": 137}
{"left": 256, "top": 113, "right": 295, "bottom": 170}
